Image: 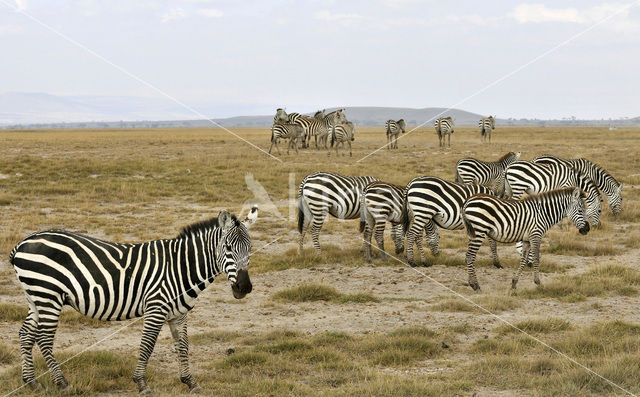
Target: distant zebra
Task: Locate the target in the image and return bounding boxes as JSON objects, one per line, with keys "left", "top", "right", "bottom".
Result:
{"left": 274, "top": 108, "right": 290, "bottom": 124}
{"left": 9, "top": 208, "right": 258, "bottom": 393}
{"left": 455, "top": 151, "right": 521, "bottom": 195}
{"left": 298, "top": 172, "right": 378, "bottom": 253}
{"left": 402, "top": 177, "right": 501, "bottom": 268}
{"left": 478, "top": 116, "right": 495, "bottom": 142}
{"left": 329, "top": 121, "right": 355, "bottom": 157}
{"left": 359, "top": 181, "right": 405, "bottom": 261}
{"left": 385, "top": 119, "right": 406, "bottom": 149}
{"left": 269, "top": 123, "right": 306, "bottom": 155}
{"left": 463, "top": 187, "right": 589, "bottom": 290}
{"left": 435, "top": 117, "right": 454, "bottom": 148}
{"left": 291, "top": 109, "right": 347, "bottom": 150}
{"left": 314, "top": 109, "right": 326, "bottom": 119}
{"left": 503, "top": 160, "right": 602, "bottom": 226}
{"left": 533, "top": 155, "right": 623, "bottom": 215}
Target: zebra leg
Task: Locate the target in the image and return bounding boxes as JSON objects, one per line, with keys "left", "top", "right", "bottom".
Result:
{"left": 34, "top": 300, "right": 69, "bottom": 389}
{"left": 447, "top": 133, "right": 451, "bottom": 148}
{"left": 168, "top": 314, "right": 201, "bottom": 392}
{"left": 465, "top": 234, "right": 486, "bottom": 291}
{"left": 133, "top": 308, "right": 167, "bottom": 394}
{"left": 373, "top": 220, "right": 387, "bottom": 260}
{"left": 424, "top": 221, "right": 439, "bottom": 257}
{"left": 348, "top": 141, "right": 352, "bottom": 157}
{"left": 489, "top": 239, "right": 501, "bottom": 268}
{"left": 390, "top": 223, "right": 404, "bottom": 254}
{"left": 363, "top": 223, "right": 373, "bottom": 262}
{"left": 530, "top": 237, "right": 542, "bottom": 286}
{"left": 310, "top": 213, "right": 327, "bottom": 253}
{"left": 512, "top": 241, "right": 531, "bottom": 290}
{"left": 19, "top": 302, "right": 41, "bottom": 391}
{"left": 405, "top": 219, "right": 422, "bottom": 267}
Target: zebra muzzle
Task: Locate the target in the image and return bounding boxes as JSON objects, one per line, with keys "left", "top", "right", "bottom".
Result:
{"left": 231, "top": 268, "right": 252, "bottom": 299}
{"left": 579, "top": 223, "right": 590, "bottom": 235}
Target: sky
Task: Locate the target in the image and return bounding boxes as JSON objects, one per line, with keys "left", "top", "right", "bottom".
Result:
{"left": 1, "top": 0, "right": 639, "bottom": 119}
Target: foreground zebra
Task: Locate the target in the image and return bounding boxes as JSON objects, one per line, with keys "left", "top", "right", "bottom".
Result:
{"left": 478, "top": 116, "right": 495, "bottom": 142}
{"left": 533, "top": 154, "right": 623, "bottom": 215}
{"left": 504, "top": 160, "right": 602, "bottom": 226}
{"left": 402, "top": 177, "right": 501, "bottom": 268}
{"left": 455, "top": 151, "right": 521, "bottom": 194}
{"left": 298, "top": 172, "right": 377, "bottom": 253}
{"left": 435, "top": 117, "right": 454, "bottom": 148}
{"left": 10, "top": 208, "right": 258, "bottom": 394}
{"left": 329, "top": 121, "right": 355, "bottom": 157}
{"left": 385, "top": 119, "right": 406, "bottom": 149}
{"left": 269, "top": 123, "right": 306, "bottom": 155}
{"left": 360, "top": 181, "right": 405, "bottom": 261}
{"left": 463, "top": 188, "right": 589, "bottom": 290}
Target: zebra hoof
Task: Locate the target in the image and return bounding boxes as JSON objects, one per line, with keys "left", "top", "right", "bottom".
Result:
{"left": 26, "top": 380, "right": 43, "bottom": 392}
{"left": 189, "top": 385, "right": 202, "bottom": 393}
{"left": 469, "top": 282, "right": 481, "bottom": 291}
{"left": 493, "top": 262, "right": 503, "bottom": 269}
{"left": 59, "top": 384, "right": 73, "bottom": 394}
{"left": 526, "top": 262, "right": 533, "bottom": 268}
{"left": 139, "top": 388, "right": 153, "bottom": 396}
{"left": 511, "top": 279, "right": 518, "bottom": 290}
{"left": 422, "top": 262, "right": 433, "bottom": 268}
{"left": 409, "top": 261, "right": 417, "bottom": 268}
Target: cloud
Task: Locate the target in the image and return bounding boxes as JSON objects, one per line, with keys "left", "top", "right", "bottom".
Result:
{"left": 161, "top": 8, "right": 187, "bottom": 23}
{"left": 315, "top": 10, "right": 372, "bottom": 28}
{"left": 510, "top": 4, "right": 584, "bottom": 23}
{"left": 197, "top": 8, "right": 224, "bottom": 18}
{"left": 0, "top": 25, "right": 23, "bottom": 35}
{"left": 14, "top": 0, "right": 27, "bottom": 12}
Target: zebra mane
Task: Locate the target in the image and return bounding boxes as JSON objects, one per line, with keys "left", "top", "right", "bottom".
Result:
{"left": 580, "top": 158, "right": 619, "bottom": 185}
{"left": 497, "top": 152, "right": 516, "bottom": 162}
{"left": 522, "top": 187, "right": 585, "bottom": 203}
{"left": 177, "top": 215, "right": 240, "bottom": 238}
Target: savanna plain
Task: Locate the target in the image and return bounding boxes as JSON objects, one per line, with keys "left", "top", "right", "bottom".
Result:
{"left": 0, "top": 126, "right": 639, "bottom": 396}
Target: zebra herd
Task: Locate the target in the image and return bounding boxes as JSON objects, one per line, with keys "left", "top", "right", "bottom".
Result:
{"left": 270, "top": 109, "right": 497, "bottom": 155}
{"left": 297, "top": 153, "right": 622, "bottom": 291}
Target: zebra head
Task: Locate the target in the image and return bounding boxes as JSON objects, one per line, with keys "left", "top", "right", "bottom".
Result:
{"left": 314, "top": 109, "right": 326, "bottom": 120}
{"left": 217, "top": 207, "right": 258, "bottom": 299}
{"left": 567, "top": 187, "right": 590, "bottom": 235}
{"left": 610, "top": 183, "right": 623, "bottom": 215}
{"left": 274, "top": 108, "right": 289, "bottom": 123}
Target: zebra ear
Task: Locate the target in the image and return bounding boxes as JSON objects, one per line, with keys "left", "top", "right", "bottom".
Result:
{"left": 218, "top": 210, "right": 234, "bottom": 234}
{"left": 618, "top": 183, "right": 624, "bottom": 192}
{"left": 242, "top": 205, "right": 259, "bottom": 229}
{"left": 572, "top": 187, "right": 581, "bottom": 200}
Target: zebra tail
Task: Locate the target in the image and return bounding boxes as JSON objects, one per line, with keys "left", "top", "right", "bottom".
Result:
{"left": 270, "top": 126, "right": 275, "bottom": 143}
{"left": 454, "top": 166, "right": 462, "bottom": 183}
{"left": 8, "top": 245, "right": 19, "bottom": 265}
{"left": 297, "top": 195, "right": 305, "bottom": 234}
{"left": 462, "top": 212, "right": 476, "bottom": 238}
{"left": 501, "top": 176, "right": 512, "bottom": 199}
{"left": 401, "top": 191, "right": 410, "bottom": 235}
{"left": 359, "top": 192, "right": 367, "bottom": 233}
{"left": 330, "top": 126, "right": 335, "bottom": 148}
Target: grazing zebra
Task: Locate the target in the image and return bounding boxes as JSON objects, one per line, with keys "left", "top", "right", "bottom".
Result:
{"left": 269, "top": 123, "right": 306, "bottom": 155}
{"left": 402, "top": 177, "right": 501, "bottom": 268}
{"left": 455, "top": 151, "right": 521, "bottom": 195}
{"left": 478, "top": 116, "right": 495, "bottom": 142}
{"left": 503, "top": 160, "right": 602, "bottom": 226}
{"left": 462, "top": 188, "right": 589, "bottom": 291}
{"left": 329, "top": 121, "right": 355, "bottom": 157}
{"left": 532, "top": 155, "right": 623, "bottom": 215}
{"left": 359, "top": 181, "right": 405, "bottom": 262}
{"left": 434, "top": 117, "right": 454, "bottom": 148}
{"left": 298, "top": 172, "right": 378, "bottom": 253}
{"left": 274, "top": 108, "right": 290, "bottom": 124}
{"left": 10, "top": 208, "right": 258, "bottom": 394}
{"left": 385, "top": 119, "right": 406, "bottom": 149}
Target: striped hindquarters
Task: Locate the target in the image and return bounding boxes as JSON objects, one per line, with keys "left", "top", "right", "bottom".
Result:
{"left": 361, "top": 181, "right": 405, "bottom": 230}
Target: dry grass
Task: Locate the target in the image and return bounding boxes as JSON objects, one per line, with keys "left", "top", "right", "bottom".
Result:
{"left": 272, "top": 283, "right": 379, "bottom": 304}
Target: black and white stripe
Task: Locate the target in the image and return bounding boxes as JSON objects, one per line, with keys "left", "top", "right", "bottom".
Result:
{"left": 402, "top": 177, "right": 501, "bottom": 267}
{"left": 9, "top": 209, "right": 258, "bottom": 393}
{"left": 455, "top": 151, "right": 521, "bottom": 194}
{"left": 290, "top": 109, "right": 347, "bottom": 150}
{"left": 533, "top": 155, "right": 623, "bottom": 215}
{"left": 385, "top": 119, "right": 406, "bottom": 149}
{"left": 478, "top": 116, "right": 495, "bottom": 142}
{"left": 359, "top": 181, "right": 405, "bottom": 261}
{"left": 329, "top": 121, "right": 355, "bottom": 157}
{"left": 435, "top": 117, "right": 454, "bottom": 148}
{"left": 503, "top": 160, "right": 602, "bottom": 226}
{"left": 462, "top": 187, "right": 589, "bottom": 290}
{"left": 273, "top": 108, "right": 290, "bottom": 124}
{"left": 269, "top": 123, "right": 306, "bottom": 155}
{"left": 298, "top": 172, "right": 378, "bottom": 253}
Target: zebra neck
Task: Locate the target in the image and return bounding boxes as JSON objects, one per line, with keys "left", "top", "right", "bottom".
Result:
{"left": 170, "top": 232, "right": 218, "bottom": 292}
{"left": 538, "top": 196, "right": 570, "bottom": 228}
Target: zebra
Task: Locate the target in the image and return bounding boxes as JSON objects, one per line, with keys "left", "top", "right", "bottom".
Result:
{"left": 269, "top": 123, "right": 306, "bottom": 155}
{"left": 478, "top": 116, "right": 495, "bottom": 142}
{"left": 9, "top": 208, "right": 258, "bottom": 394}
{"left": 359, "top": 181, "right": 405, "bottom": 262}
{"left": 532, "top": 155, "right": 623, "bottom": 215}
{"left": 274, "top": 108, "right": 290, "bottom": 124}
{"left": 314, "top": 109, "right": 326, "bottom": 119}
{"left": 385, "top": 119, "right": 406, "bottom": 149}
{"left": 298, "top": 172, "right": 378, "bottom": 253}
{"left": 503, "top": 160, "right": 602, "bottom": 226}
{"left": 290, "top": 109, "right": 347, "bottom": 150}
{"left": 434, "top": 117, "right": 454, "bottom": 148}
{"left": 455, "top": 151, "right": 521, "bottom": 195}
{"left": 402, "top": 177, "right": 502, "bottom": 268}
{"left": 329, "top": 121, "right": 355, "bottom": 157}
{"left": 462, "top": 187, "right": 589, "bottom": 291}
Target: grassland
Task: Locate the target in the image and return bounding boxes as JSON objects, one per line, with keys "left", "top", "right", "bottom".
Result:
{"left": 0, "top": 125, "right": 638, "bottom": 396}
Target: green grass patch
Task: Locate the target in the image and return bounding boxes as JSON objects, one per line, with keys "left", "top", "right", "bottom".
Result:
{"left": 495, "top": 318, "right": 573, "bottom": 335}
{"left": 272, "top": 283, "right": 378, "bottom": 304}
{"left": 545, "top": 239, "right": 618, "bottom": 256}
